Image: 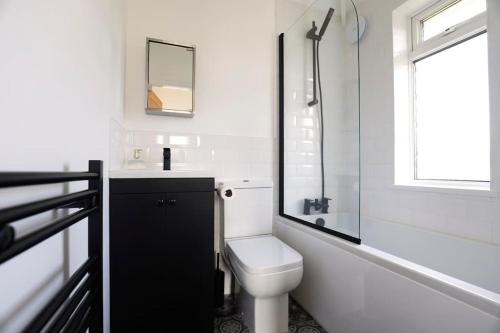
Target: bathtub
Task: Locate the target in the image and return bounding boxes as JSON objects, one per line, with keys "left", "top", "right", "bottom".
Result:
{"left": 275, "top": 216, "right": 500, "bottom": 333}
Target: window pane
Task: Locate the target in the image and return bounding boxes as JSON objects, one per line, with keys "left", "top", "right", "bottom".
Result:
{"left": 423, "top": 0, "right": 486, "bottom": 41}
{"left": 415, "top": 33, "right": 490, "bottom": 181}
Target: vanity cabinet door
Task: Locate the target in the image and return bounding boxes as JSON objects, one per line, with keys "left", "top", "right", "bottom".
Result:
{"left": 110, "top": 193, "right": 169, "bottom": 332}
{"left": 110, "top": 181, "right": 214, "bottom": 333}
{"left": 162, "top": 191, "right": 214, "bottom": 332}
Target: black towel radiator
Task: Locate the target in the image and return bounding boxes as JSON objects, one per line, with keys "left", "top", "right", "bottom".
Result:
{"left": 0, "top": 160, "right": 103, "bottom": 333}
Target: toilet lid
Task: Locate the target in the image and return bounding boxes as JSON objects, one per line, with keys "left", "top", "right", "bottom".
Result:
{"left": 226, "top": 236, "right": 303, "bottom": 275}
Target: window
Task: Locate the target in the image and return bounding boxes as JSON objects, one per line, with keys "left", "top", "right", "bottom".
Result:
{"left": 408, "top": 0, "right": 490, "bottom": 186}
{"left": 420, "top": 0, "right": 487, "bottom": 41}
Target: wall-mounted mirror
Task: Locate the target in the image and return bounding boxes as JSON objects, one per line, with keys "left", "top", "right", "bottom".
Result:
{"left": 146, "top": 38, "right": 195, "bottom": 117}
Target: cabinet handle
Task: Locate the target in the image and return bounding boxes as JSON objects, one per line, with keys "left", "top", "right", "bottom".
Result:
{"left": 156, "top": 199, "right": 165, "bottom": 207}
{"left": 167, "top": 199, "right": 177, "bottom": 206}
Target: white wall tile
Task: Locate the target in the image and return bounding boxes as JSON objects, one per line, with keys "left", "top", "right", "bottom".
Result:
{"left": 113, "top": 128, "right": 274, "bottom": 181}
{"left": 355, "top": 0, "right": 500, "bottom": 248}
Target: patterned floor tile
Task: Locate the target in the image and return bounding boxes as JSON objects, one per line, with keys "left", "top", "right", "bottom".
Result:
{"left": 214, "top": 297, "right": 327, "bottom": 333}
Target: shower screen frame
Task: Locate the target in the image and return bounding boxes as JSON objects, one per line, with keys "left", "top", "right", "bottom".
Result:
{"left": 278, "top": 31, "right": 361, "bottom": 245}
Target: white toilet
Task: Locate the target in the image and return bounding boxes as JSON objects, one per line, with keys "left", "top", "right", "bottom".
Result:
{"left": 220, "top": 180, "right": 303, "bottom": 333}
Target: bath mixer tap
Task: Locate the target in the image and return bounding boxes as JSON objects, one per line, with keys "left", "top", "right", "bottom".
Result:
{"left": 303, "top": 197, "right": 331, "bottom": 215}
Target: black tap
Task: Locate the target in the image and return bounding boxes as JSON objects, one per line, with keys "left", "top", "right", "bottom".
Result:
{"left": 163, "top": 148, "right": 171, "bottom": 171}
{"left": 320, "top": 197, "right": 331, "bottom": 214}
{"left": 304, "top": 199, "right": 313, "bottom": 215}
{"left": 303, "top": 197, "right": 332, "bottom": 215}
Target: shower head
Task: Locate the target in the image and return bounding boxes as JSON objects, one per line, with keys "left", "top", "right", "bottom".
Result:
{"left": 318, "top": 8, "right": 335, "bottom": 40}
{"left": 306, "top": 7, "right": 335, "bottom": 109}
{"left": 306, "top": 8, "right": 335, "bottom": 41}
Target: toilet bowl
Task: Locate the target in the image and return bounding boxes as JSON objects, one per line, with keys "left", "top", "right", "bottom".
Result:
{"left": 218, "top": 179, "right": 303, "bottom": 333}
{"left": 226, "top": 235, "right": 303, "bottom": 298}
{"left": 226, "top": 236, "right": 303, "bottom": 333}
{"left": 226, "top": 235, "right": 303, "bottom": 333}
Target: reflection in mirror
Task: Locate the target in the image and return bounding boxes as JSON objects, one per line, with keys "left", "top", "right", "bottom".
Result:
{"left": 146, "top": 39, "right": 195, "bottom": 117}
{"left": 279, "top": 0, "right": 361, "bottom": 244}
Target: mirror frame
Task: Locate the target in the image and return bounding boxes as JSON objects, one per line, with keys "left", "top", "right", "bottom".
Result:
{"left": 145, "top": 37, "right": 196, "bottom": 118}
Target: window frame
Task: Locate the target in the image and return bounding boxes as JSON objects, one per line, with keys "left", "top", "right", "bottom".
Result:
{"left": 407, "top": 0, "right": 489, "bottom": 187}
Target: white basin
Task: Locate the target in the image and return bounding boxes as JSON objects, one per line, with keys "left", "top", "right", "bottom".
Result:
{"left": 108, "top": 169, "right": 213, "bottom": 178}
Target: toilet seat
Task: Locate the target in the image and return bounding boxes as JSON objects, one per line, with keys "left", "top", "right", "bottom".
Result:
{"left": 226, "top": 235, "right": 303, "bottom": 275}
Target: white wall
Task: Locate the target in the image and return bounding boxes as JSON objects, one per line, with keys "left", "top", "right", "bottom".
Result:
{"left": 0, "top": 0, "right": 125, "bottom": 332}
{"left": 124, "top": 0, "right": 276, "bottom": 138}
{"left": 358, "top": 0, "right": 500, "bottom": 283}
{"left": 276, "top": 0, "right": 315, "bottom": 35}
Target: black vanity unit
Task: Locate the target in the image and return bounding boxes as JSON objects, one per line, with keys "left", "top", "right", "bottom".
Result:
{"left": 110, "top": 177, "right": 214, "bottom": 332}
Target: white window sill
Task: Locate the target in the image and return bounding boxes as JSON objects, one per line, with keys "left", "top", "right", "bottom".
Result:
{"left": 391, "top": 181, "right": 497, "bottom": 197}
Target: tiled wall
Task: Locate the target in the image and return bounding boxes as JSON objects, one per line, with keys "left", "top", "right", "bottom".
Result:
{"left": 110, "top": 120, "right": 275, "bottom": 180}
{"left": 281, "top": 1, "right": 360, "bottom": 236}
{"left": 358, "top": 0, "right": 500, "bottom": 247}
{"left": 111, "top": 119, "right": 275, "bottom": 295}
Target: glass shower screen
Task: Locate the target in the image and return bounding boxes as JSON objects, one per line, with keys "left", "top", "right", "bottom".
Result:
{"left": 279, "top": 0, "right": 361, "bottom": 243}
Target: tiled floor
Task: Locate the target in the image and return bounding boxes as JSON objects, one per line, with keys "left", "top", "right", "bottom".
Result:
{"left": 214, "top": 297, "right": 328, "bottom": 333}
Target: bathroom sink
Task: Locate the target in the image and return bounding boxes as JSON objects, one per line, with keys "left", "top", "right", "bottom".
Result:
{"left": 109, "top": 169, "right": 213, "bottom": 179}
